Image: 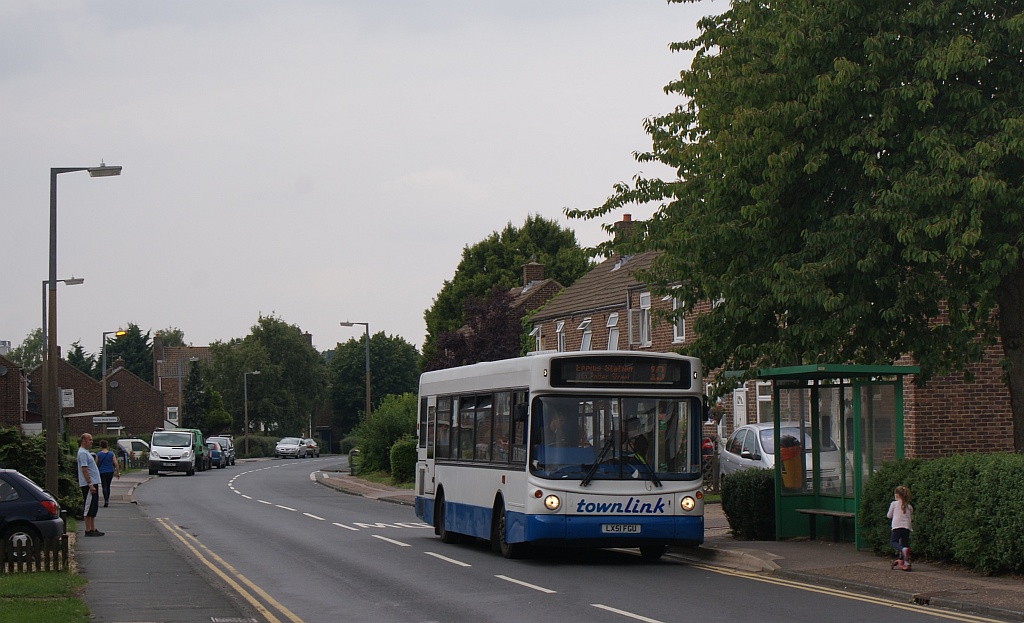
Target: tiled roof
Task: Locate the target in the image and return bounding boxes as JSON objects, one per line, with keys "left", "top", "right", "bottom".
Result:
{"left": 530, "top": 251, "right": 659, "bottom": 322}
{"left": 155, "top": 346, "right": 212, "bottom": 379}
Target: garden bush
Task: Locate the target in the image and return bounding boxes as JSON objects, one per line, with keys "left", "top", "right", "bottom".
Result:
{"left": 0, "top": 428, "right": 81, "bottom": 512}
{"left": 354, "top": 393, "right": 416, "bottom": 475}
{"left": 720, "top": 468, "right": 775, "bottom": 540}
{"left": 389, "top": 435, "right": 417, "bottom": 483}
{"left": 236, "top": 435, "right": 278, "bottom": 458}
{"left": 861, "top": 453, "right": 1024, "bottom": 575}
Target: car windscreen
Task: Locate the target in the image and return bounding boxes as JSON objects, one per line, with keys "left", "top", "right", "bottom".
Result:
{"left": 279, "top": 437, "right": 301, "bottom": 444}
{"left": 152, "top": 432, "right": 192, "bottom": 447}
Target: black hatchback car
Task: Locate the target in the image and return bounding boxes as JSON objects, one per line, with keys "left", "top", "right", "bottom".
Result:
{"left": 0, "top": 469, "right": 64, "bottom": 554}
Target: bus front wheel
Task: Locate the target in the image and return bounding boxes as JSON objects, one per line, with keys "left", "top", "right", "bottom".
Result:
{"left": 436, "top": 492, "right": 459, "bottom": 544}
{"left": 640, "top": 544, "right": 668, "bottom": 561}
{"left": 496, "top": 505, "right": 525, "bottom": 559}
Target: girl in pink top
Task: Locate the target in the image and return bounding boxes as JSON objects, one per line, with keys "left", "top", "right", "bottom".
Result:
{"left": 887, "top": 485, "right": 913, "bottom": 570}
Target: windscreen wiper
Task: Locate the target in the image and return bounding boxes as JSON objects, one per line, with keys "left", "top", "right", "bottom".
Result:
{"left": 633, "top": 454, "right": 662, "bottom": 487}
{"left": 580, "top": 437, "right": 615, "bottom": 487}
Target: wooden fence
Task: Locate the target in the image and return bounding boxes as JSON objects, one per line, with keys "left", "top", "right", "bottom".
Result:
{"left": 0, "top": 535, "right": 69, "bottom": 573}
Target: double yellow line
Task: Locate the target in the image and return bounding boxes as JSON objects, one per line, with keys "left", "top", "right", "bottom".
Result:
{"left": 688, "top": 562, "right": 1006, "bottom": 623}
{"left": 155, "top": 517, "right": 303, "bottom": 623}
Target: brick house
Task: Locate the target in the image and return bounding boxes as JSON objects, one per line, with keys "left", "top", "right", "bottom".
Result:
{"left": 26, "top": 358, "right": 103, "bottom": 438}
{"left": 0, "top": 354, "right": 29, "bottom": 432}
{"left": 104, "top": 358, "right": 166, "bottom": 438}
{"left": 510, "top": 261, "right": 564, "bottom": 315}
{"left": 528, "top": 215, "right": 1016, "bottom": 459}
{"left": 152, "top": 334, "right": 212, "bottom": 427}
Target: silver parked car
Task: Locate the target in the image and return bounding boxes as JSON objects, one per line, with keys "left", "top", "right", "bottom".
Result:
{"left": 302, "top": 438, "right": 320, "bottom": 458}
{"left": 719, "top": 422, "right": 841, "bottom": 491}
{"left": 275, "top": 437, "right": 307, "bottom": 459}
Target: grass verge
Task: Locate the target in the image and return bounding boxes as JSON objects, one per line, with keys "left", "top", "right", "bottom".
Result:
{"left": 0, "top": 571, "right": 88, "bottom": 623}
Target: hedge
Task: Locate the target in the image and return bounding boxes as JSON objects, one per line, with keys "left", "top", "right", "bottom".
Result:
{"left": 720, "top": 468, "right": 775, "bottom": 540}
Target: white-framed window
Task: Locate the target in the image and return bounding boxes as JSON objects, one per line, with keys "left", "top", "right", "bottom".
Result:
{"left": 757, "top": 381, "right": 773, "bottom": 423}
{"left": 167, "top": 406, "right": 179, "bottom": 424}
{"left": 638, "top": 292, "right": 652, "bottom": 347}
{"left": 577, "top": 318, "right": 592, "bottom": 351}
{"left": 606, "top": 313, "right": 619, "bottom": 350}
{"left": 672, "top": 297, "right": 686, "bottom": 343}
{"left": 529, "top": 326, "right": 542, "bottom": 351}
{"left": 556, "top": 321, "right": 566, "bottom": 352}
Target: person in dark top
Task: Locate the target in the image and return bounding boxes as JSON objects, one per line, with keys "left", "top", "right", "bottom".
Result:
{"left": 95, "top": 440, "right": 120, "bottom": 508}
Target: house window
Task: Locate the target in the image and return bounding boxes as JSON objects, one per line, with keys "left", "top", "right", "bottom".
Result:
{"left": 556, "top": 321, "right": 566, "bottom": 352}
{"left": 672, "top": 297, "right": 686, "bottom": 343}
{"left": 757, "top": 382, "right": 773, "bottom": 423}
{"left": 529, "top": 326, "right": 542, "bottom": 352}
{"left": 638, "top": 292, "right": 652, "bottom": 347}
{"left": 167, "top": 406, "right": 179, "bottom": 424}
{"left": 606, "top": 313, "right": 619, "bottom": 350}
{"left": 577, "top": 318, "right": 592, "bottom": 351}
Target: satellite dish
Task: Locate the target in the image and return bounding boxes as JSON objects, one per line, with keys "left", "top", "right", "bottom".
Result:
{"left": 109, "top": 380, "right": 119, "bottom": 388}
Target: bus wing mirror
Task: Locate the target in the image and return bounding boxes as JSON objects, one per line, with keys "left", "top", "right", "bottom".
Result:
{"left": 514, "top": 403, "right": 528, "bottom": 423}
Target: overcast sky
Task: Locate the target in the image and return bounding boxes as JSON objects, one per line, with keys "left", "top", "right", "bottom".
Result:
{"left": 2, "top": 1, "right": 716, "bottom": 358}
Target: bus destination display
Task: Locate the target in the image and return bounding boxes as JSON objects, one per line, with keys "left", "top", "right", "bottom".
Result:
{"left": 550, "top": 356, "right": 690, "bottom": 389}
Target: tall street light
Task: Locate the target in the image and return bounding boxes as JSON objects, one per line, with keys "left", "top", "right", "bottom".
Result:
{"left": 340, "top": 321, "right": 371, "bottom": 419}
{"left": 41, "top": 277, "right": 84, "bottom": 362}
{"left": 243, "top": 370, "right": 260, "bottom": 456}
{"left": 45, "top": 163, "right": 122, "bottom": 494}
{"left": 100, "top": 329, "right": 127, "bottom": 411}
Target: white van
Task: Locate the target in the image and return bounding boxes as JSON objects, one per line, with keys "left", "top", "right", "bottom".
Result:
{"left": 117, "top": 438, "right": 150, "bottom": 459}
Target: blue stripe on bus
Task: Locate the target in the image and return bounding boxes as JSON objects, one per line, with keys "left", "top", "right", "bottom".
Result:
{"left": 417, "top": 496, "right": 704, "bottom": 545}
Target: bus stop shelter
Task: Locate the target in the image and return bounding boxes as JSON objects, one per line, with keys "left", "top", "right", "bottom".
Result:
{"left": 756, "top": 364, "right": 918, "bottom": 548}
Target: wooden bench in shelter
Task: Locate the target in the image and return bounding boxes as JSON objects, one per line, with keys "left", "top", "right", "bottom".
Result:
{"left": 795, "top": 508, "right": 855, "bottom": 542}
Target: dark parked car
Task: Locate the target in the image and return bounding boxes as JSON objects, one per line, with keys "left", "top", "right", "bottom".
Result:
{"left": 207, "top": 436, "right": 235, "bottom": 465}
{"left": 207, "top": 441, "right": 228, "bottom": 469}
{"left": 0, "top": 469, "right": 64, "bottom": 555}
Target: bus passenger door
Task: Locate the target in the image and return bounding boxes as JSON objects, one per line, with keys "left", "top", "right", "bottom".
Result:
{"left": 418, "top": 396, "right": 436, "bottom": 495}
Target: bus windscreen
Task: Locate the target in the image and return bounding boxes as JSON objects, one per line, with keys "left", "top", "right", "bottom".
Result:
{"left": 549, "top": 356, "right": 690, "bottom": 389}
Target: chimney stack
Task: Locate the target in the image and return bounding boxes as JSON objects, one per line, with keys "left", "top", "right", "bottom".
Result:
{"left": 522, "top": 261, "right": 545, "bottom": 286}
{"left": 614, "top": 214, "right": 633, "bottom": 243}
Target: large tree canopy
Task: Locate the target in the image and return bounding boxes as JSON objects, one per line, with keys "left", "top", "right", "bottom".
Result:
{"left": 207, "top": 315, "right": 329, "bottom": 436}
{"left": 330, "top": 332, "right": 419, "bottom": 434}
{"left": 570, "top": 0, "right": 1024, "bottom": 449}
{"left": 422, "top": 214, "right": 592, "bottom": 365}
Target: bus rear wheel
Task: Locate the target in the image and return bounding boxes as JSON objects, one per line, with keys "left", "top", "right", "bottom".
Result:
{"left": 496, "top": 506, "right": 525, "bottom": 559}
{"left": 436, "top": 492, "right": 459, "bottom": 544}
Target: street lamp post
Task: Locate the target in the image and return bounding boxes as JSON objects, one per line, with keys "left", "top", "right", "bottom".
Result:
{"left": 45, "top": 163, "right": 122, "bottom": 494}
{"left": 41, "top": 277, "right": 84, "bottom": 362}
{"left": 100, "top": 329, "right": 126, "bottom": 412}
{"left": 244, "top": 370, "right": 260, "bottom": 456}
{"left": 339, "top": 321, "right": 371, "bottom": 419}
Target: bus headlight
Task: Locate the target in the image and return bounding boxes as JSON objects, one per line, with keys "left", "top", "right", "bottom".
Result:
{"left": 680, "top": 496, "right": 696, "bottom": 512}
{"left": 544, "top": 495, "right": 561, "bottom": 511}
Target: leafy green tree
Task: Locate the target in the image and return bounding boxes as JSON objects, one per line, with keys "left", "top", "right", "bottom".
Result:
{"left": 353, "top": 392, "right": 417, "bottom": 475}
{"left": 182, "top": 360, "right": 206, "bottom": 430}
{"left": 105, "top": 323, "right": 153, "bottom": 383}
{"left": 204, "top": 390, "right": 232, "bottom": 436}
{"left": 157, "top": 327, "right": 186, "bottom": 347}
{"left": 422, "top": 214, "right": 592, "bottom": 365}
{"left": 330, "top": 332, "right": 419, "bottom": 434}
{"left": 66, "top": 341, "right": 98, "bottom": 379}
{"left": 5, "top": 329, "right": 43, "bottom": 371}
{"left": 570, "top": 0, "right": 1024, "bottom": 449}
{"left": 207, "top": 315, "right": 329, "bottom": 436}
{"left": 426, "top": 288, "right": 524, "bottom": 371}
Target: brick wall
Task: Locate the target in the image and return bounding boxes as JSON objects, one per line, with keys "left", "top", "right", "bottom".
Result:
{"left": 105, "top": 369, "right": 164, "bottom": 438}
{"left": 903, "top": 342, "right": 1014, "bottom": 458}
{"left": 0, "top": 355, "right": 26, "bottom": 429}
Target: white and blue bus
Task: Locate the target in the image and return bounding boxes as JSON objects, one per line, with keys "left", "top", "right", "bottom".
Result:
{"left": 414, "top": 351, "right": 705, "bottom": 560}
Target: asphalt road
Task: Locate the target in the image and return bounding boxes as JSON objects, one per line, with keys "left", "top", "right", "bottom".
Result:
{"left": 134, "top": 458, "right": 974, "bottom": 623}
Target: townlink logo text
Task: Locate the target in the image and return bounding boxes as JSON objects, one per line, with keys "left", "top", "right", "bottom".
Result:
{"left": 576, "top": 497, "right": 667, "bottom": 514}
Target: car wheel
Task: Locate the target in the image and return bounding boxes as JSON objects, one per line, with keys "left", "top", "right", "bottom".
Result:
{"left": 149, "top": 467, "right": 157, "bottom": 476}
{"left": 2, "top": 524, "right": 40, "bottom": 557}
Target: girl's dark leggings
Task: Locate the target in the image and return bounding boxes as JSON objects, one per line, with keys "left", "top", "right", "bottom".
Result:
{"left": 890, "top": 528, "right": 910, "bottom": 554}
